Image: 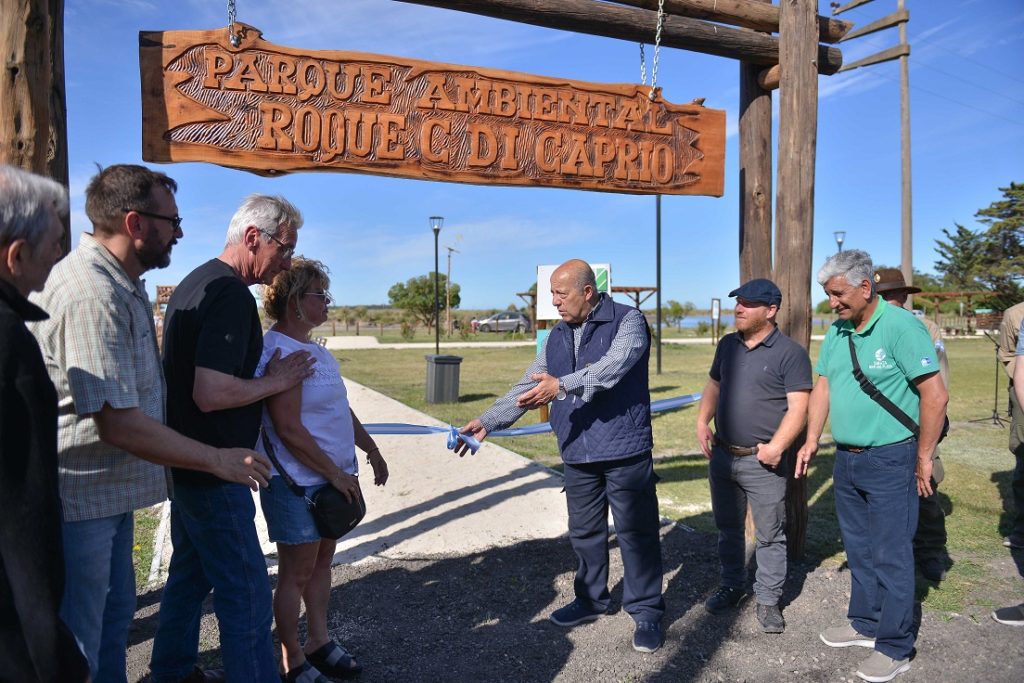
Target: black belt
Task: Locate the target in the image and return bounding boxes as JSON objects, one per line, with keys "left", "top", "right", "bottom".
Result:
{"left": 836, "top": 437, "right": 915, "bottom": 454}
{"left": 715, "top": 437, "right": 758, "bottom": 457}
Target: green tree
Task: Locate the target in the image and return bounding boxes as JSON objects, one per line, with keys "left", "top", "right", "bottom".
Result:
{"left": 661, "top": 300, "right": 695, "bottom": 329}
{"left": 387, "top": 273, "right": 461, "bottom": 331}
{"left": 934, "top": 182, "right": 1023, "bottom": 308}
{"left": 815, "top": 299, "right": 833, "bottom": 315}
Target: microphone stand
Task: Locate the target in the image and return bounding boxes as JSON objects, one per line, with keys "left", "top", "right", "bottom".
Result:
{"left": 970, "top": 331, "right": 1009, "bottom": 427}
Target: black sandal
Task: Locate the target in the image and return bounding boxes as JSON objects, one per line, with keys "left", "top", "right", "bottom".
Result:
{"left": 306, "top": 641, "right": 363, "bottom": 679}
{"left": 282, "top": 661, "right": 330, "bottom": 683}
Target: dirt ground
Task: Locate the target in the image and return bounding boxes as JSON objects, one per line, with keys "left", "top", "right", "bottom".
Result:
{"left": 125, "top": 522, "right": 1024, "bottom": 683}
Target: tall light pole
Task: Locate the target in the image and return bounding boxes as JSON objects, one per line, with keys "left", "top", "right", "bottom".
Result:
{"left": 446, "top": 245, "right": 459, "bottom": 335}
{"left": 430, "top": 216, "right": 443, "bottom": 355}
{"left": 834, "top": 230, "right": 846, "bottom": 254}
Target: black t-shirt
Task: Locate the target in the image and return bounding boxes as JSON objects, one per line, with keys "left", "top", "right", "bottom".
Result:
{"left": 162, "top": 259, "right": 263, "bottom": 486}
{"left": 709, "top": 326, "right": 812, "bottom": 447}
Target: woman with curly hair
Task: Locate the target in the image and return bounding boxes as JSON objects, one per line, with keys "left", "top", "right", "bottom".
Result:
{"left": 257, "top": 257, "right": 388, "bottom": 682}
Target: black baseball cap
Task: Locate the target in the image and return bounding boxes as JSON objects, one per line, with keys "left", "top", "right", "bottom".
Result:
{"left": 728, "top": 278, "right": 782, "bottom": 306}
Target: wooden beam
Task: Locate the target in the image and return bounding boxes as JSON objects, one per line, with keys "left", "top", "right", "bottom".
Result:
{"left": 832, "top": 0, "right": 875, "bottom": 17}
{"left": 738, "top": 0, "right": 773, "bottom": 282}
{"left": 839, "top": 8, "right": 907, "bottom": 42}
{"left": 1, "top": 0, "right": 53, "bottom": 170}
{"left": 47, "top": 0, "right": 70, "bottom": 253}
{"left": 395, "top": 0, "right": 844, "bottom": 74}
{"left": 839, "top": 43, "right": 909, "bottom": 72}
{"left": 775, "top": 0, "right": 818, "bottom": 560}
{"left": 758, "top": 64, "right": 780, "bottom": 91}
{"left": 609, "top": 0, "right": 852, "bottom": 43}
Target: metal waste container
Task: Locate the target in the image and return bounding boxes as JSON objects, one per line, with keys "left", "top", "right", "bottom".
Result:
{"left": 425, "top": 354, "right": 463, "bottom": 403}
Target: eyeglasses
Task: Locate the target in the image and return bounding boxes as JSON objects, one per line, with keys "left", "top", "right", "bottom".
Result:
{"left": 123, "top": 208, "right": 182, "bottom": 231}
{"left": 304, "top": 291, "right": 333, "bottom": 305}
{"left": 260, "top": 229, "right": 295, "bottom": 259}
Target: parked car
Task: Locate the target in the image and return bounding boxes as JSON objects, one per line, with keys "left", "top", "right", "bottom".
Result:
{"left": 477, "top": 311, "right": 532, "bottom": 333}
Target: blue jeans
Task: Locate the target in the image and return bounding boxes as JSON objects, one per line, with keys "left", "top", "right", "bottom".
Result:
{"left": 834, "top": 440, "right": 919, "bottom": 660}
{"left": 60, "top": 512, "right": 136, "bottom": 683}
{"left": 563, "top": 453, "right": 665, "bottom": 623}
{"left": 708, "top": 444, "right": 788, "bottom": 605}
{"left": 150, "top": 482, "right": 277, "bottom": 683}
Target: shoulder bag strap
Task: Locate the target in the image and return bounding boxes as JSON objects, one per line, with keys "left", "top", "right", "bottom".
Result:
{"left": 847, "top": 334, "right": 920, "bottom": 438}
{"left": 258, "top": 425, "right": 308, "bottom": 498}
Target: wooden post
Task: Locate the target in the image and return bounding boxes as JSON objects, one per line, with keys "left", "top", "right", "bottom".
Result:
{"left": 775, "top": 0, "right": 819, "bottom": 560}
{"left": 0, "top": 0, "right": 69, "bottom": 249}
{"left": 898, "top": 0, "right": 913, "bottom": 303}
{"left": 738, "top": 0, "right": 773, "bottom": 283}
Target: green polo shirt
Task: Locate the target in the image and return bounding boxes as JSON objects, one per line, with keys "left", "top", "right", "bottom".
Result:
{"left": 816, "top": 300, "right": 939, "bottom": 446}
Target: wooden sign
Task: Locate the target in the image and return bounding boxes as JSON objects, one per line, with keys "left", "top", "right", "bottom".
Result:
{"left": 140, "top": 25, "right": 725, "bottom": 196}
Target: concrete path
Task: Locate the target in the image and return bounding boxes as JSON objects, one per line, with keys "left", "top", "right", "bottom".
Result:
{"left": 150, "top": 378, "right": 569, "bottom": 583}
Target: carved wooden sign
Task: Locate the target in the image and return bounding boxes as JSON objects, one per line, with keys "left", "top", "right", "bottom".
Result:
{"left": 140, "top": 25, "right": 725, "bottom": 196}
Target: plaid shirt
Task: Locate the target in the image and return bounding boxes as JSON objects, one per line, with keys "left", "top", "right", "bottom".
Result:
{"left": 30, "top": 234, "right": 168, "bottom": 521}
{"left": 480, "top": 299, "right": 648, "bottom": 432}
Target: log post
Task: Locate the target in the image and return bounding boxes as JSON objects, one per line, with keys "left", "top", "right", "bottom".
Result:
{"left": 738, "top": 0, "right": 773, "bottom": 283}
{"left": 0, "top": 0, "right": 70, "bottom": 250}
{"left": 775, "top": 0, "right": 818, "bottom": 560}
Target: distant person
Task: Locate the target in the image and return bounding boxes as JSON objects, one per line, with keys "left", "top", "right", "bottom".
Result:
{"left": 991, "top": 321, "right": 1024, "bottom": 628}
{"left": 998, "top": 301, "right": 1024, "bottom": 549}
{"left": 257, "top": 258, "right": 389, "bottom": 682}
{"left": 150, "top": 194, "right": 313, "bottom": 683}
{"left": 875, "top": 268, "right": 951, "bottom": 581}
{"left": 31, "top": 165, "right": 274, "bottom": 683}
{"left": 459, "top": 259, "right": 665, "bottom": 653}
{"left": 797, "top": 250, "right": 947, "bottom": 683}
{"left": 696, "top": 278, "right": 811, "bottom": 634}
{"left": 0, "top": 165, "right": 88, "bottom": 682}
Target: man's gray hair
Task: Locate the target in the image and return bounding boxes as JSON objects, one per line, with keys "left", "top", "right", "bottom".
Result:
{"left": 225, "top": 194, "right": 303, "bottom": 246}
{"left": 0, "top": 165, "right": 68, "bottom": 248}
{"left": 817, "top": 249, "right": 875, "bottom": 291}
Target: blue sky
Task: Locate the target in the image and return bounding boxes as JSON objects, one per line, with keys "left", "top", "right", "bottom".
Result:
{"left": 62, "top": 0, "right": 1023, "bottom": 310}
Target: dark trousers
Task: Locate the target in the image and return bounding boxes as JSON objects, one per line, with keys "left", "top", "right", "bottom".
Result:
{"left": 834, "top": 440, "right": 918, "bottom": 661}
{"left": 563, "top": 453, "right": 665, "bottom": 623}
{"left": 913, "top": 453, "right": 948, "bottom": 562}
{"left": 708, "top": 443, "right": 788, "bottom": 605}
{"left": 1010, "top": 385, "right": 1024, "bottom": 536}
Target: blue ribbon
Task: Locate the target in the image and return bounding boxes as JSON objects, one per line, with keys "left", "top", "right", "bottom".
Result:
{"left": 363, "top": 392, "right": 700, "bottom": 456}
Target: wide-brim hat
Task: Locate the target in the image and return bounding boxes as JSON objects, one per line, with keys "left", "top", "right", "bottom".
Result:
{"left": 874, "top": 267, "right": 921, "bottom": 294}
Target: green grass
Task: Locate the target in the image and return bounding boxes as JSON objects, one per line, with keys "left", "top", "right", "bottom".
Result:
{"left": 340, "top": 337, "right": 1021, "bottom": 616}
{"left": 132, "top": 503, "right": 162, "bottom": 586}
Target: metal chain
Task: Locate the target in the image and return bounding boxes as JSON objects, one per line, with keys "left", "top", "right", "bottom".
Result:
{"left": 639, "top": 0, "right": 666, "bottom": 99}
{"left": 227, "top": 0, "right": 240, "bottom": 47}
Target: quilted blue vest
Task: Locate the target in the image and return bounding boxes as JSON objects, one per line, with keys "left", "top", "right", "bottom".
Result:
{"left": 546, "top": 295, "right": 653, "bottom": 464}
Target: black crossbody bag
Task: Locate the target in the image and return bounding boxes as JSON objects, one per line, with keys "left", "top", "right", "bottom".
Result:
{"left": 259, "top": 427, "right": 366, "bottom": 540}
{"left": 847, "top": 336, "right": 949, "bottom": 442}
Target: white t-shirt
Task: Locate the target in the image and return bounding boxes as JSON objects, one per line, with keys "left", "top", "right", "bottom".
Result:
{"left": 255, "top": 330, "right": 358, "bottom": 485}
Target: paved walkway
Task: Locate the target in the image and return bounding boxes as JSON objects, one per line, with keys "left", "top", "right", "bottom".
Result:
{"left": 150, "top": 378, "right": 569, "bottom": 582}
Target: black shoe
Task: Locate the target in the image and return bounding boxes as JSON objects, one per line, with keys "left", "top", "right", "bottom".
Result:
{"left": 177, "top": 667, "right": 226, "bottom": 683}
{"left": 632, "top": 621, "right": 663, "bottom": 653}
{"left": 917, "top": 557, "right": 947, "bottom": 582}
{"left": 756, "top": 603, "right": 785, "bottom": 633}
{"left": 1003, "top": 533, "right": 1024, "bottom": 549}
{"left": 704, "top": 586, "right": 747, "bottom": 614}
{"left": 549, "top": 600, "right": 606, "bottom": 627}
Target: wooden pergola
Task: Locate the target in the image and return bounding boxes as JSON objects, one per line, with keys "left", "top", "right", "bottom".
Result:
{"left": 613, "top": 285, "right": 658, "bottom": 310}
{"left": 2, "top": 0, "right": 851, "bottom": 557}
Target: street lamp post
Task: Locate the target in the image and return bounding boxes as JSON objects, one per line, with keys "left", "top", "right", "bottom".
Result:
{"left": 833, "top": 230, "right": 846, "bottom": 254}
{"left": 430, "top": 216, "right": 443, "bottom": 355}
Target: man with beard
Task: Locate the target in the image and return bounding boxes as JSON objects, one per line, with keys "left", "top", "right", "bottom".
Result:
{"left": 31, "top": 165, "right": 274, "bottom": 683}
{"left": 696, "top": 279, "right": 811, "bottom": 633}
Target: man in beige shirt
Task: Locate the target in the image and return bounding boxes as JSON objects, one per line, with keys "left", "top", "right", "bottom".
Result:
{"left": 874, "top": 268, "right": 951, "bottom": 581}
{"left": 998, "top": 301, "right": 1024, "bottom": 549}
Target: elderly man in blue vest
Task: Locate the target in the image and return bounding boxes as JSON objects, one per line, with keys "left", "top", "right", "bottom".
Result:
{"left": 460, "top": 259, "right": 665, "bottom": 653}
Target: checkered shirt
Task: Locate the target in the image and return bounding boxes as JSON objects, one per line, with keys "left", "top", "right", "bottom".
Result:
{"left": 480, "top": 300, "right": 647, "bottom": 432}
{"left": 30, "top": 234, "right": 169, "bottom": 521}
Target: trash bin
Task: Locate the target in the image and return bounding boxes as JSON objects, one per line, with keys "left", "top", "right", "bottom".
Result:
{"left": 425, "top": 354, "right": 463, "bottom": 403}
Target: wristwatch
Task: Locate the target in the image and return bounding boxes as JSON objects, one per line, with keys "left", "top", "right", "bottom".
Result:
{"left": 556, "top": 380, "right": 567, "bottom": 401}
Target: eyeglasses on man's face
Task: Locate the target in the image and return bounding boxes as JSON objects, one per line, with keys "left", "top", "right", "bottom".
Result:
{"left": 260, "top": 229, "right": 295, "bottom": 259}
{"left": 123, "top": 208, "right": 183, "bottom": 231}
